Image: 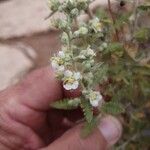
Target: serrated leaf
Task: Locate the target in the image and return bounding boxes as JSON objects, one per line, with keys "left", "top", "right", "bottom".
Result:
{"left": 93, "top": 64, "right": 108, "bottom": 84}
{"left": 81, "top": 117, "right": 98, "bottom": 138}
{"left": 51, "top": 98, "right": 81, "bottom": 110}
{"left": 81, "top": 99, "right": 93, "bottom": 123}
{"left": 101, "top": 101, "right": 125, "bottom": 115}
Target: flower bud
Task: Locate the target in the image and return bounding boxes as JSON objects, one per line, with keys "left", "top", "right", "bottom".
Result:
{"left": 48, "top": 0, "right": 60, "bottom": 12}
{"left": 60, "top": 20, "right": 68, "bottom": 29}
{"left": 61, "top": 32, "right": 69, "bottom": 44}
{"left": 71, "top": 8, "right": 79, "bottom": 17}
{"left": 99, "top": 42, "right": 108, "bottom": 51}
{"left": 74, "top": 27, "right": 88, "bottom": 37}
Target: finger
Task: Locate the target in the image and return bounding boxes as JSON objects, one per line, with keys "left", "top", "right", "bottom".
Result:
{"left": 42, "top": 116, "right": 122, "bottom": 150}
{"left": 15, "top": 66, "right": 63, "bottom": 110}
{"left": 1, "top": 66, "right": 80, "bottom": 111}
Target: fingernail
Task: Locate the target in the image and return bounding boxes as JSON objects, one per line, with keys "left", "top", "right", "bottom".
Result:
{"left": 98, "top": 116, "right": 122, "bottom": 146}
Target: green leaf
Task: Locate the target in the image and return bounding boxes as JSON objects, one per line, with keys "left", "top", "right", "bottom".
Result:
{"left": 51, "top": 98, "right": 81, "bottom": 110}
{"left": 81, "top": 99, "right": 93, "bottom": 123}
{"left": 81, "top": 117, "right": 98, "bottom": 138}
{"left": 101, "top": 101, "right": 125, "bottom": 115}
{"left": 93, "top": 64, "right": 108, "bottom": 84}
{"left": 106, "top": 42, "right": 124, "bottom": 57}
{"left": 134, "top": 28, "right": 150, "bottom": 43}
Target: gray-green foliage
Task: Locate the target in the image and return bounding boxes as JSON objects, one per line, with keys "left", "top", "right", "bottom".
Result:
{"left": 48, "top": 0, "right": 150, "bottom": 148}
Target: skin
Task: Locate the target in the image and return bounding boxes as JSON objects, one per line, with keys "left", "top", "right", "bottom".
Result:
{"left": 0, "top": 67, "right": 120, "bottom": 150}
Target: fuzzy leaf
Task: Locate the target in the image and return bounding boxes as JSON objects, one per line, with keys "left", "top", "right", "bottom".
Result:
{"left": 81, "top": 99, "right": 93, "bottom": 123}
{"left": 93, "top": 64, "right": 108, "bottom": 84}
{"left": 101, "top": 101, "right": 125, "bottom": 115}
{"left": 51, "top": 98, "right": 81, "bottom": 110}
{"left": 106, "top": 42, "right": 124, "bottom": 57}
{"left": 81, "top": 117, "right": 98, "bottom": 138}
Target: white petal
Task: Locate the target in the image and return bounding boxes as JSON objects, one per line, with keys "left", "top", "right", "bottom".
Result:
{"left": 96, "top": 93, "right": 103, "bottom": 101}
{"left": 63, "top": 83, "right": 72, "bottom": 90}
{"left": 90, "top": 100, "right": 99, "bottom": 107}
{"left": 87, "top": 49, "right": 95, "bottom": 56}
{"left": 74, "top": 72, "right": 81, "bottom": 80}
{"left": 51, "top": 61, "right": 59, "bottom": 69}
{"left": 64, "top": 70, "right": 73, "bottom": 77}
{"left": 79, "top": 55, "right": 86, "bottom": 59}
{"left": 58, "top": 51, "right": 65, "bottom": 58}
{"left": 58, "top": 65, "right": 65, "bottom": 72}
{"left": 72, "top": 81, "right": 79, "bottom": 89}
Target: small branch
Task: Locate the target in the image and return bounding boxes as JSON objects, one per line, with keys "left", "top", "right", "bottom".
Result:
{"left": 107, "top": 0, "right": 120, "bottom": 41}
{"left": 133, "top": 0, "right": 139, "bottom": 32}
{"left": 45, "top": 11, "right": 56, "bottom": 20}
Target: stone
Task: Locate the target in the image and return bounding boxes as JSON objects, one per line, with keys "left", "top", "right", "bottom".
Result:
{"left": 0, "top": 0, "right": 119, "bottom": 39}
{"left": 0, "top": 43, "right": 37, "bottom": 90}
{"left": 0, "top": 0, "right": 50, "bottom": 39}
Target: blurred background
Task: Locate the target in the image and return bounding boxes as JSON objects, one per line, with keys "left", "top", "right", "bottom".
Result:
{"left": 0, "top": 0, "right": 62, "bottom": 90}
{"left": 0, "top": 0, "right": 147, "bottom": 91}
{"left": 0, "top": 0, "right": 114, "bottom": 91}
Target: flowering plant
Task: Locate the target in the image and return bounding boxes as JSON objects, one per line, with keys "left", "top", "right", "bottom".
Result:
{"left": 48, "top": 0, "right": 150, "bottom": 149}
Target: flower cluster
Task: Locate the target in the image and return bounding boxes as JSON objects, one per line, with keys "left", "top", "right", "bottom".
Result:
{"left": 51, "top": 51, "right": 66, "bottom": 72}
{"left": 63, "top": 70, "right": 81, "bottom": 90}
{"left": 78, "top": 47, "right": 96, "bottom": 59}
{"left": 50, "top": 0, "right": 104, "bottom": 109}
{"left": 49, "top": 0, "right": 91, "bottom": 15}
{"left": 49, "top": 0, "right": 150, "bottom": 148}
{"left": 51, "top": 49, "right": 82, "bottom": 90}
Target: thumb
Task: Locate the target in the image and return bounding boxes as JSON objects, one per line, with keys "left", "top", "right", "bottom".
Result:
{"left": 42, "top": 116, "right": 122, "bottom": 150}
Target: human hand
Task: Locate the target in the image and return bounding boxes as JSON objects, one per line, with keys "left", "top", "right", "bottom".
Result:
{"left": 0, "top": 67, "right": 122, "bottom": 150}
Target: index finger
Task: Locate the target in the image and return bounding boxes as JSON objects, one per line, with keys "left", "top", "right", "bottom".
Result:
{"left": 2, "top": 67, "right": 63, "bottom": 111}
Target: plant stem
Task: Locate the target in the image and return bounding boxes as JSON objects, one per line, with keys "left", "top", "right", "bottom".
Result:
{"left": 107, "top": 0, "right": 120, "bottom": 41}
{"left": 133, "top": 0, "right": 139, "bottom": 33}
{"left": 45, "top": 11, "right": 56, "bottom": 20}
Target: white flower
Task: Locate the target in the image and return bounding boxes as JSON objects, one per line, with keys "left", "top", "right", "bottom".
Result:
{"left": 58, "top": 51, "right": 65, "bottom": 57}
{"left": 86, "top": 48, "right": 96, "bottom": 57}
{"left": 89, "top": 91, "right": 103, "bottom": 107}
{"left": 90, "top": 17, "right": 103, "bottom": 33}
{"left": 67, "top": 0, "right": 76, "bottom": 5}
{"left": 63, "top": 70, "right": 81, "bottom": 90}
{"left": 51, "top": 51, "right": 65, "bottom": 72}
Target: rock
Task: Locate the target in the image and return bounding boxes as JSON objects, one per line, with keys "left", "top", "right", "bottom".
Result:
{"left": 0, "top": 0, "right": 146, "bottom": 39}
{"left": 0, "top": 43, "right": 37, "bottom": 91}
{"left": 0, "top": 0, "right": 122, "bottom": 39}
{"left": 0, "top": 0, "right": 50, "bottom": 39}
